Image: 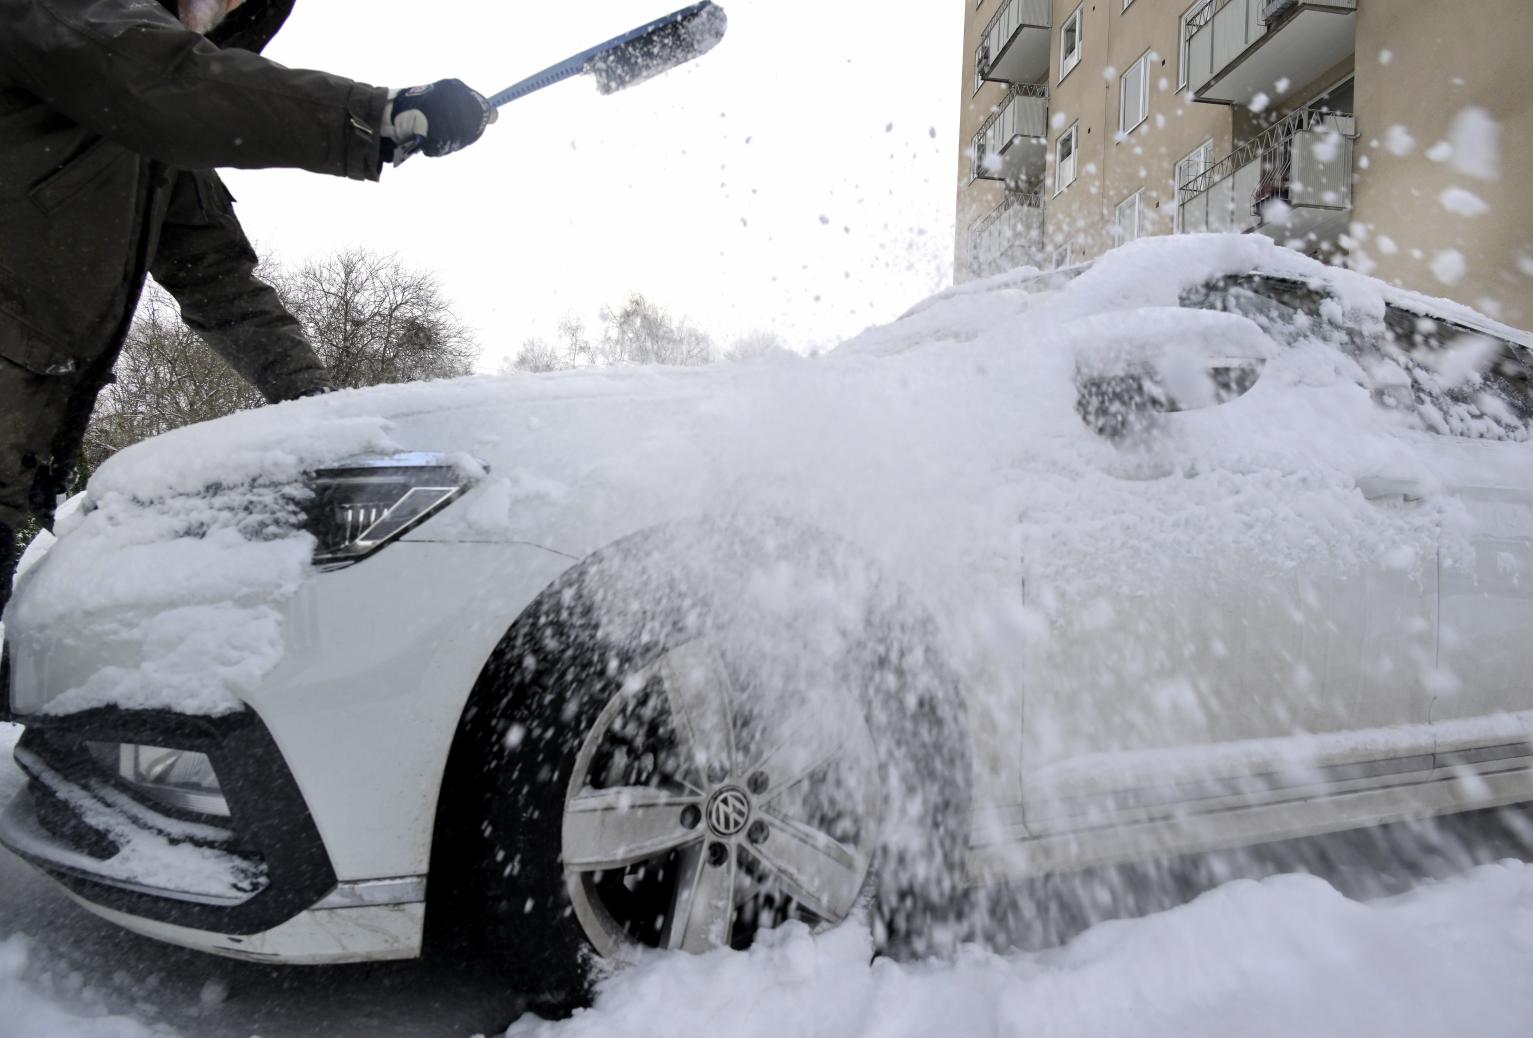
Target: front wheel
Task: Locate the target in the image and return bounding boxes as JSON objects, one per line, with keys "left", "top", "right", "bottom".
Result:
{"left": 431, "top": 521, "right": 971, "bottom": 1011}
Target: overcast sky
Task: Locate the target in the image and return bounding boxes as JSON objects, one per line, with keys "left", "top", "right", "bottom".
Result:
{"left": 223, "top": 0, "right": 962, "bottom": 370}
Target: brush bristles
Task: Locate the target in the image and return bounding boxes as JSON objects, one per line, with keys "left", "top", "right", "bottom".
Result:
{"left": 588, "top": 3, "right": 728, "bottom": 95}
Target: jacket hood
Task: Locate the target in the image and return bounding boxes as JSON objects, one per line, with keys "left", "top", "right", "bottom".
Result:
{"left": 156, "top": 0, "right": 293, "bottom": 54}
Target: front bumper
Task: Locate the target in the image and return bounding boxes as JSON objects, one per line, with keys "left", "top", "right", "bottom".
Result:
{"left": 1, "top": 540, "right": 576, "bottom": 962}
{"left": 0, "top": 706, "right": 425, "bottom": 962}
{"left": 0, "top": 706, "right": 334, "bottom": 932}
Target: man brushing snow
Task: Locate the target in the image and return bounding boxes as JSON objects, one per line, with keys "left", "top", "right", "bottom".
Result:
{"left": 0, "top": 0, "right": 496, "bottom": 619}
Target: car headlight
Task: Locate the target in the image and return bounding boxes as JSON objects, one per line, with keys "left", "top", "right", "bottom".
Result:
{"left": 303, "top": 452, "right": 482, "bottom": 567}
{"left": 87, "top": 742, "right": 228, "bottom": 817}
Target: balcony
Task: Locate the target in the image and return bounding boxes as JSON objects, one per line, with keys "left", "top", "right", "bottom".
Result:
{"left": 1177, "top": 104, "right": 1357, "bottom": 245}
{"left": 1185, "top": 0, "right": 1357, "bottom": 108}
{"left": 976, "top": 0, "right": 1051, "bottom": 86}
{"left": 972, "top": 83, "right": 1049, "bottom": 188}
{"left": 969, "top": 190, "right": 1045, "bottom": 277}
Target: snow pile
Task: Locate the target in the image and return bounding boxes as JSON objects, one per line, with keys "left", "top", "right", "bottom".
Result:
{"left": 510, "top": 861, "right": 1533, "bottom": 1038}
{"left": 7, "top": 412, "right": 398, "bottom": 715}
{"left": 0, "top": 934, "right": 178, "bottom": 1038}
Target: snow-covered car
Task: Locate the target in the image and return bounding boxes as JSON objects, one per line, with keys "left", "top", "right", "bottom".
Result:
{"left": 2, "top": 235, "right": 1530, "bottom": 1008}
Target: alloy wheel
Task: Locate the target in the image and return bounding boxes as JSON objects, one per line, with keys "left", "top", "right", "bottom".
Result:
{"left": 561, "top": 637, "right": 882, "bottom": 959}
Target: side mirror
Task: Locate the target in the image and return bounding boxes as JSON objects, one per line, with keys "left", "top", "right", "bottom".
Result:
{"left": 1068, "top": 308, "right": 1271, "bottom": 439}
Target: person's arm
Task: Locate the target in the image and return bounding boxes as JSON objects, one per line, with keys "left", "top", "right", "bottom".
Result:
{"left": 0, "top": 0, "right": 387, "bottom": 181}
{"left": 151, "top": 171, "right": 329, "bottom": 403}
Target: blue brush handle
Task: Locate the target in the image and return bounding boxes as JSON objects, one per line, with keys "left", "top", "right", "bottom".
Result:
{"left": 487, "top": 1, "right": 715, "bottom": 109}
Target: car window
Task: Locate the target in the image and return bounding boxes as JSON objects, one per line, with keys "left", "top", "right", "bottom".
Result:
{"left": 1379, "top": 306, "right": 1533, "bottom": 441}
{"left": 1180, "top": 275, "right": 1332, "bottom": 344}
{"left": 1182, "top": 275, "right": 1533, "bottom": 442}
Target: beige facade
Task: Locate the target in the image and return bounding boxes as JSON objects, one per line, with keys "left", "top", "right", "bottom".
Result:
{"left": 954, "top": 0, "right": 1533, "bottom": 329}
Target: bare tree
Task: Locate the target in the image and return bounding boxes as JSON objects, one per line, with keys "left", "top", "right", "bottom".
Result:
{"left": 725, "top": 330, "right": 790, "bottom": 362}
{"left": 83, "top": 287, "right": 266, "bottom": 473}
{"left": 84, "top": 249, "right": 479, "bottom": 471}
{"left": 502, "top": 316, "right": 596, "bottom": 374}
{"left": 597, "top": 293, "right": 715, "bottom": 367}
{"left": 273, "top": 249, "right": 477, "bottom": 388}
{"left": 503, "top": 297, "right": 714, "bottom": 373}
{"left": 504, "top": 336, "right": 566, "bottom": 374}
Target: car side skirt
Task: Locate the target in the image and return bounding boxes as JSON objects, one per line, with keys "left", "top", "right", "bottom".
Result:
{"left": 967, "top": 745, "right": 1533, "bottom": 884}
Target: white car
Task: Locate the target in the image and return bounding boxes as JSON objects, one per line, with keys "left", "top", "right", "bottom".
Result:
{"left": 2, "top": 236, "right": 1531, "bottom": 1009}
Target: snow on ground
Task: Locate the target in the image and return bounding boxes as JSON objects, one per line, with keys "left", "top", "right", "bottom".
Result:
{"left": 4, "top": 712, "right": 1529, "bottom": 1037}
{"left": 510, "top": 862, "right": 1533, "bottom": 1038}
{"left": 0, "top": 933, "right": 177, "bottom": 1038}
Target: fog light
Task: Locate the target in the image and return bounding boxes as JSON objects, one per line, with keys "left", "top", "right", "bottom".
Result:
{"left": 87, "top": 742, "right": 230, "bottom": 817}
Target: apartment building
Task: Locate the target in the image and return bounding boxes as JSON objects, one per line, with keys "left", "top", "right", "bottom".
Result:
{"left": 954, "top": 0, "right": 1533, "bottom": 329}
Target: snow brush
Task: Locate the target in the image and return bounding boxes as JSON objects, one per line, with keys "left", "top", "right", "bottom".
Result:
{"left": 488, "top": 2, "right": 728, "bottom": 109}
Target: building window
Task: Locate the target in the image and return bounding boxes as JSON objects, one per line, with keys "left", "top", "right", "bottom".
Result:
{"left": 970, "top": 129, "right": 986, "bottom": 183}
{"left": 1172, "top": 139, "right": 1213, "bottom": 231}
{"left": 1059, "top": 6, "right": 1083, "bottom": 80}
{"left": 1119, "top": 52, "right": 1150, "bottom": 136}
{"left": 1178, "top": 0, "right": 1213, "bottom": 92}
{"left": 974, "top": 43, "right": 988, "bottom": 93}
{"left": 1052, "top": 242, "right": 1072, "bottom": 269}
{"left": 1054, "top": 123, "right": 1078, "bottom": 194}
{"left": 1114, "top": 190, "right": 1142, "bottom": 244}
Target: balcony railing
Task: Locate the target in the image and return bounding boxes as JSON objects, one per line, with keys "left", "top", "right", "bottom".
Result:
{"left": 969, "top": 190, "right": 1045, "bottom": 277}
{"left": 972, "top": 82, "right": 1050, "bottom": 186}
{"left": 977, "top": 0, "right": 1052, "bottom": 85}
{"left": 1185, "top": 0, "right": 1357, "bottom": 107}
{"left": 1178, "top": 104, "right": 1357, "bottom": 239}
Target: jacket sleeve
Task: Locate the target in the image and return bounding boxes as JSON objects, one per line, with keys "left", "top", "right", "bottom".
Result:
{"left": 151, "top": 171, "right": 329, "bottom": 403}
{"left": 0, "top": 0, "right": 388, "bottom": 181}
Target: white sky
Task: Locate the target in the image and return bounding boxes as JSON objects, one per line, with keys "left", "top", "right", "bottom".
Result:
{"left": 223, "top": 1, "right": 962, "bottom": 370}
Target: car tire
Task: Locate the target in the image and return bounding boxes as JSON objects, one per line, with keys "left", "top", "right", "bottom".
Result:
{"left": 428, "top": 518, "right": 972, "bottom": 1014}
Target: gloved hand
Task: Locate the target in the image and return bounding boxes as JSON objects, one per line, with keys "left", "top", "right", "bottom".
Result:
{"left": 382, "top": 79, "right": 497, "bottom": 166}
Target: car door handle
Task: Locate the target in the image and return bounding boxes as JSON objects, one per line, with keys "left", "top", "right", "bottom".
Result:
{"left": 1357, "top": 476, "right": 1429, "bottom": 502}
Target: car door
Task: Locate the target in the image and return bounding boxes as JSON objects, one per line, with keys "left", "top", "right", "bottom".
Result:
{"left": 1012, "top": 279, "right": 1444, "bottom": 852}
{"left": 1392, "top": 315, "right": 1533, "bottom": 784}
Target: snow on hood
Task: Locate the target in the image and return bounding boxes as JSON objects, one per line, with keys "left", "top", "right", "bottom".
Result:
{"left": 10, "top": 234, "right": 1521, "bottom": 713}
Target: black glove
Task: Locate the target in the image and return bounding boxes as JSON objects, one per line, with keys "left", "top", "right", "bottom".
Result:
{"left": 382, "top": 79, "right": 497, "bottom": 165}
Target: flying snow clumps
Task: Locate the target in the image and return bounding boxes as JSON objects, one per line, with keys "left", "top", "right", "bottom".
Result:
{"left": 1383, "top": 124, "right": 1415, "bottom": 156}
{"left": 1430, "top": 249, "right": 1468, "bottom": 286}
{"left": 1440, "top": 188, "right": 1489, "bottom": 218}
{"left": 1446, "top": 106, "right": 1500, "bottom": 181}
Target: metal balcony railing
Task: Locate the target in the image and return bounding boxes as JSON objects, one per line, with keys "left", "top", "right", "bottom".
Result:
{"left": 969, "top": 190, "right": 1045, "bottom": 275}
{"left": 1184, "top": 0, "right": 1236, "bottom": 42}
{"left": 1177, "top": 103, "right": 1357, "bottom": 235}
{"left": 1180, "top": 104, "right": 1353, "bottom": 199}
{"left": 1184, "top": 0, "right": 1357, "bottom": 105}
{"left": 973, "top": 189, "right": 1044, "bottom": 238}
{"left": 972, "top": 82, "right": 1050, "bottom": 180}
{"left": 977, "top": 0, "right": 1052, "bottom": 83}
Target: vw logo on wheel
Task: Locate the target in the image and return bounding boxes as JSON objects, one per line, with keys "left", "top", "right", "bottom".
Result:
{"left": 705, "top": 786, "right": 751, "bottom": 837}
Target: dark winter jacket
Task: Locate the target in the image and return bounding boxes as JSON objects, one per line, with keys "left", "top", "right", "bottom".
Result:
{"left": 0, "top": 0, "right": 390, "bottom": 405}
